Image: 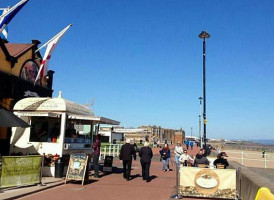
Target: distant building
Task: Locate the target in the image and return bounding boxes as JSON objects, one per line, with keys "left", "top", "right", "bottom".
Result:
{"left": 97, "top": 125, "right": 185, "bottom": 144}
{"left": 114, "top": 127, "right": 149, "bottom": 143}
{"left": 99, "top": 126, "right": 123, "bottom": 143}
{"left": 139, "top": 125, "right": 185, "bottom": 144}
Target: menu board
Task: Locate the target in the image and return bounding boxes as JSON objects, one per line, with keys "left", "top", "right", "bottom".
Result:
{"left": 65, "top": 154, "right": 89, "bottom": 185}
{"left": 180, "top": 167, "right": 236, "bottom": 199}
{"left": 0, "top": 156, "right": 42, "bottom": 188}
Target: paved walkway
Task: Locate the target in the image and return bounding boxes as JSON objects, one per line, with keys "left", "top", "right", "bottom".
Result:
{"left": 1, "top": 145, "right": 213, "bottom": 200}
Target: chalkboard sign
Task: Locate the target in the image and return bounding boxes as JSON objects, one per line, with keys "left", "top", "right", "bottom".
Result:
{"left": 65, "top": 154, "right": 89, "bottom": 185}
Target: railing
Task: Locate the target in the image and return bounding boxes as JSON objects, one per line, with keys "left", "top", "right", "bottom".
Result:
{"left": 217, "top": 144, "right": 274, "bottom": 153}
{"left": 224, "top": 150, "right": 274, "bottom": 169}
{"left": 100, "top": 144, "right": 122, "bottom": 160}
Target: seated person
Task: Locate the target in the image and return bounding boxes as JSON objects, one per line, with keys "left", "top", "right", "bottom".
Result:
{"left": 194, "top": 148, "right": 210, "bottom": 167}
{"left": 213, "top": 152, "right": 229, "bottom": 169}
{"left": 48, "top": 122, "right": 60, "bottom": 142}
{"left": 65, "top": 122, "right": 77, "bottom": 138}
{"left": 179, "top": 149, "right": 194, "bottom": 166}
{"left": 36, "top": 121, "right": 49, "bottom": 142}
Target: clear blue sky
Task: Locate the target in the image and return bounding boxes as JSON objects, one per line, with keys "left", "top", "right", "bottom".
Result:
{"left": 2, "top": 0, "right": 274, "bottom": 140}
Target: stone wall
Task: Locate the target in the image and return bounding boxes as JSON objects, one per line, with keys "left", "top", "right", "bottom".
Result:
{"left": 229, "top": 161, "right": 274, "bottom": 200}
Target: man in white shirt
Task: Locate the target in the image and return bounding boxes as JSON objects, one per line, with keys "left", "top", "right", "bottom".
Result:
{"left": 174, "top": 142, "right": 183, "bottom": 165}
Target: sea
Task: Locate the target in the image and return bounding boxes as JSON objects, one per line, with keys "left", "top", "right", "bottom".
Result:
{"left": 250, "top": 140, "right": 274, "bottom": 146}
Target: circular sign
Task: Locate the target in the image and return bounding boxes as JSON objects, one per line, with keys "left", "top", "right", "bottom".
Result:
{"left": 20, "top": 61, "right": 40, "bottom": 84}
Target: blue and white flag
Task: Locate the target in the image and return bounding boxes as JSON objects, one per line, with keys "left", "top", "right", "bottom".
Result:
{"left": 0, "top": 0, "right": 29, "bottom": 35}
{"left": 0, "top": 9, "right": 8, "bottom": 40}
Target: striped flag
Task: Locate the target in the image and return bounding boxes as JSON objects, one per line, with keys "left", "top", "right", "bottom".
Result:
{"left": 34, "top": 24, "right": 72, "bottom": 85}
{"left": 0, "top": 0, "right": 29, "bottom": 34}
{"left": 0, "top": 9, "right": 9, "bottom": 40}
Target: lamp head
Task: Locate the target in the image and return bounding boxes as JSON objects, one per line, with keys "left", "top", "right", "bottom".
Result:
{"left": 199, "top": 31, "right": 210, "bottom": 39}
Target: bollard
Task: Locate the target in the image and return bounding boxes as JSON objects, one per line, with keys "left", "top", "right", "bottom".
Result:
{"left": 264, "top": 153, "right": 267, "bottom": 169}
{"left": 37, "top": 153, "right": 46, "bottom": 186}
{"left": 170, "top": 163, "right": 183, "bottom": 199}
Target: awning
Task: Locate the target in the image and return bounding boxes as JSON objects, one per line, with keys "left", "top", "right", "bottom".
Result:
{"left": 0, "top": 108, "right": 30, "bottom": 127}
{"left": 68, "top": 114, "right": 120, "bottom": 125}
{"left": 14, "top": 111, "right": 61, "bottom": 117}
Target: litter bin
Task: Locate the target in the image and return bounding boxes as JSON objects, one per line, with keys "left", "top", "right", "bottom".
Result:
{"left": 55, "top": 157, "right": 64, "bottom": 178}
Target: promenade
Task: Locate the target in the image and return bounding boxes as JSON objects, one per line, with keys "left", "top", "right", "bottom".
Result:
{"left": 3, "top": 144, "right": 273, "bottom": 200}
{"left": 2, "top": 144, "right": 213, "bottom": 200}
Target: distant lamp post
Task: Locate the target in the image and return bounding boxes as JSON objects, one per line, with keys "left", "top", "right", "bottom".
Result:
{"left": 198, "top": 97, "right": 203, "bottom": 147}
{"left": 199, "top": 31, "right": 210, "bottom": 149}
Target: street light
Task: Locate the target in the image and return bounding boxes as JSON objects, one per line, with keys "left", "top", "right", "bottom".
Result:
{"left": 198, "top": 97, "right": 203, "bottom": 148}
{"left": 199, "top": 31, "right": 210, "bottom": 149}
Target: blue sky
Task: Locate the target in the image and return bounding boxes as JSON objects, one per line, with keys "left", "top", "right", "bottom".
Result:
{"left": 2, "top": 0, "right": 274, "bottom": 140}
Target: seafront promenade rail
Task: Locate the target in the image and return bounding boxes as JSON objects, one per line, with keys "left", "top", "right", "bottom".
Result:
{"left": 225, "top": 150, "right": 274, "bottom": 169}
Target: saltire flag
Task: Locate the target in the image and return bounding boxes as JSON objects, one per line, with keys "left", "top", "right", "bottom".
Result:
{"left": 0, "top": 0, "right": 29, "bottom": 34}
{"left": 34, "top": 24, "right": 72, "bottom": 85}
{"left": 0, "top": 9, "right": 9, "bottom": 40}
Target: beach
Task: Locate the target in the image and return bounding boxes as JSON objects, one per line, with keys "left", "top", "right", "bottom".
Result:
{"left": 209, "top": 140, "right": 274, "bottom": 169}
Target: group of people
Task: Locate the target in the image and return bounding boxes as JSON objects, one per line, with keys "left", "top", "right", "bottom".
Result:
{"left": 184, "top": 139, "right": 195, "bottom": 150}
{"left": 173, "top": 141, "right": 229, "bottom": 169}
{"left": 90, "top": 137, "right": 229, "bottom": 182}
{"left": 119, "top": 138, "right": 153, "bottom": 182}
{"left": 91, "top": 136, "right": 154, "bottom": 182}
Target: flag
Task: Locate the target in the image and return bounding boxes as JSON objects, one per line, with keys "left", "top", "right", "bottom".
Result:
{"left": 34, "top": 24, "right": 72, "bottom": 85}
{"left": 0, "top": 9, "right": 9, "bottom": 40}
{"left": 0, "top": 0, "right": 29, "bottom": 34}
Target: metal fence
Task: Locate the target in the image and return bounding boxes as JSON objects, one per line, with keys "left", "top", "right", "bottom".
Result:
{"left": 100, "top": 144, "right": 122, "bottom": 160}
{"left": 219, "top": 144, "right": 274, "bottom": 153}
{"left": 225, "top": 150, "right": 274, "bottom": 169}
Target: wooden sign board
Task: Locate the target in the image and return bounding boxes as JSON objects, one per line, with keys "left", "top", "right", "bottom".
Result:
{"left": 65, "top": 154, "right": 89, "bottom": 185}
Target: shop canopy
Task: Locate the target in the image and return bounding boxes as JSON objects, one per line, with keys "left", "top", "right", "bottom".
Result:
{"left": 67, "top": 114, "right": 120, "bottom": 125}
{"left": 0, "top": 106, "right": 30, "bottom": 127}
{"left": 13, "top": 96, "right": 120, "bottom": 126}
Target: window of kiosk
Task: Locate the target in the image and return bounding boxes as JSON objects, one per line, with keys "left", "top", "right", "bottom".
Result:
{"left": 65, "top": 120, "right": 91, "bottom": 145}
{"left": 30, "top": 116, "right": 61, "bottom": 142}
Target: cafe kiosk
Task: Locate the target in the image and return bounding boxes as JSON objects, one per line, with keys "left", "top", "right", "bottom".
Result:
{"left": 10, "top": 92, "right": 119, "bottom": 176}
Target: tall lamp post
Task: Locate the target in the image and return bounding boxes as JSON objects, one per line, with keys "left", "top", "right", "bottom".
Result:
{"left": 198, "top": 97, "right": 203, "bottom": 147}
{"left": 199, "top": 31, "right": 210, "bottom": 149}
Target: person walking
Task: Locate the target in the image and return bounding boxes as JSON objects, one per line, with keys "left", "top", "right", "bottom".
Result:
{"left": 139, "top": 141, "right": 153, "bottom": 182}
{"left": 190, "top": 140, "right": 194, "bottom": 150}
{"left": 92, "top": 134, "right": 101, "bottom": 178}
{"left": 160, "top": 143, "right": 171, "bottom": 171}
{"left": 174, "top": 141, "right": 183, "bottom": 166}
{"left": 119, "top": 138, "right": 136, "bottom": 181}
{"left": 216, "top": 145, "right": 221, "bottom": 155}
{"left": 185, "top": 140, "right": 189, "bottom": 150}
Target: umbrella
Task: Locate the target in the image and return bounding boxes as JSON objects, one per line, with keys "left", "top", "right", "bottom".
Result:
{"left": 0, "top": 107, "right": 30, "bottom": 127}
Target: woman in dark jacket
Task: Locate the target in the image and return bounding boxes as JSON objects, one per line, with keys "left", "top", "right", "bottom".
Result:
{"left": 139, "top": 141, "right": 153, "bottom": 182}
{"left": 160, "top": 143, "right": 171, "bottom": 171}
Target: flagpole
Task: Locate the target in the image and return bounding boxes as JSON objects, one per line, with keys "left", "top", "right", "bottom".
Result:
{"left": 0, "top": 0, "right": 28, "bottom": 19}
{"left": 34, "top": 24, "right": 72, "bottom": 85}
{"left": 0, "top": 0, "right": 29, "bottom": 34}
{"left": 0, "top": 24, "right": 6, "bottom": 34}
{"left": 35, "top": 24, "right": 72, "bottom": 53}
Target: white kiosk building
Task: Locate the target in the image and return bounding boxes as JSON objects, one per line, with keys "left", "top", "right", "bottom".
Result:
{"left": 10, "top": 93, "right": 119, "bottom": 176}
